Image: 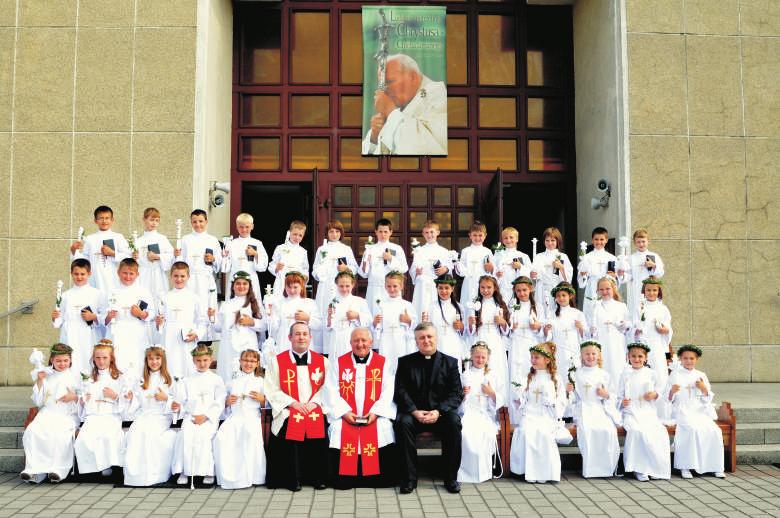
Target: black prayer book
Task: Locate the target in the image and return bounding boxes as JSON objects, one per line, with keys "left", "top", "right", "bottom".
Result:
{"left": 102, "top": 239, "right": 115, "bottom": 251}
{"left": 147, "top": 243, "right": 160, "bottom": 254}
{"left": 247, "top": 244, "right": 258, "bottom": 261}
{"left": 82, "top": 306, "right": 94, "bottom": 326}
{"left": 607, "top": 260, "right": 616, "bottom": 273}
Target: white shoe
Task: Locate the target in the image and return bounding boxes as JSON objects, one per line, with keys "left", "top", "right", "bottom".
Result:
{"left": 100, "top": 468, "right": 113, "bottom": 477}
{"left": 202, "top": 476, "right": 214, "bottom": 485}
{"left": 714, "top": 472, "right": 725, "bottom": 478}
{"left": 176, "top": 474, "right": 188, "bottom": 485}
{"left": 635, "top": 472, "right": 649, "bottom": 482}
{"left": 525, "top": 479, "right": 536, "bottom": 484}
{"left": 681, "top": 470, "right": 693, "bottom": 479}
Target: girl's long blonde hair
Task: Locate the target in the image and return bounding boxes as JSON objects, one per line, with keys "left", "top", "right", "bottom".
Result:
{"left": 597, "top": 276, "right": 621, "bottom": 302}
{"left": 527, "top": 341, "right": 558, "bottom": 394}
{"left": 142, "top": 346, "right": 173, "bottom": 390}
{"left": 91, "top": 340, "right": 121, "bottom": 381}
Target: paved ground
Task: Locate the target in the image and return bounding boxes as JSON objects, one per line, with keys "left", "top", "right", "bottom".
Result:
{"left": 0, "top": 466, "right": 779, "bottom": 518}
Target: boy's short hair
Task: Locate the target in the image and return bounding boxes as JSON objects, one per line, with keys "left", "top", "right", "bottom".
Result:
{"left": 633, "top": 228, "right": 649, "bottom": 240}
{"left": 190, "top": 209, "right": 208, "bottom": 220}
{"left": 592, "top": 226, "right": 609, "bottom": 238}
{"left": 118, "top": 258, "right": 139, "bottom": 271}
{"left": 375, "top": 218, "right": 393, "bottom": 231}
{"left": 469, "top": 221, "right": 487, "bottom": 234}
{"left": 422, "top": 220, "right": 439, "bottom": 231}
{"left": 501, "top": 226, "right": 519, "bottom": 239}
{"left": 71, "top": 258, "right": 91, "bottom": 273}
{"left": 143, "top": 207, "right": 160, "bottom": 219}
{"left": 93, "top": 205, "right": 113, "bottom": 219}
{"left": 290, "top": 220, "right": 306, "bottom": 231}
{"left": 236, "top": 212, "right": 254, "bottom": 225}
{"left": 385, "top": 271, "right": 405, "bottom": 283}
{"left": 542, "top": 227, "right": 563, "bottom": 248}
{"left": 326, "top": 220, "right": 344, "bottom": 233}
{"left": 171, "top": 261, "right": 190, "bottom": 273}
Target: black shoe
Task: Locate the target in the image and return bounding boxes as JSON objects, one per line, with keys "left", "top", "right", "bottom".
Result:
{"left": 444, "top": 480, "right": 461, "bottom": 493}
{"left": 399, "top": 482, "right": 416, "bottom": 494}
{"left": 289, "top": 482, "right": 302, "bottom": 492}
{"left": 313, "top": 481, "right": 327, "bottom": 490}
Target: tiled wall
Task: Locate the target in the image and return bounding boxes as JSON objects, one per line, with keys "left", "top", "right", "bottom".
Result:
{"left": 626, "top": 0, "right": 780, "bottom": 380}
{"left": 0, "top": 0, "right": 197, "bottom": 384}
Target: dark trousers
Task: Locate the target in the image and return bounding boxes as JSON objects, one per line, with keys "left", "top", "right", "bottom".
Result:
{"left": 266, "top": 419, "right": 329, "bottom": 489}
{"left": 394, "top": 411, "right": 462, "bottom": 484}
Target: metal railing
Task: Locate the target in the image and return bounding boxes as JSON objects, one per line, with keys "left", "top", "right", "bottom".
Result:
{"left": 0, "top": 299, "right": 38, "bottom": 319}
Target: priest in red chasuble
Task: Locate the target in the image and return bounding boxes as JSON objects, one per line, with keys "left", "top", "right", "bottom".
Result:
{"left": 326, "top": 327, "right": 397, "bottom": 488}
{"left": 266, "top": 321, "right": 329, "bottom": 491}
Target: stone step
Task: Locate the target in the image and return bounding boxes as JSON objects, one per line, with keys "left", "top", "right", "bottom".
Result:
{"left": 0, "top": 410, "right": 28, "bottom": 428}
{"left": 736, "top": 444, "right": 780, "bottom": 465}
{"left": 737, "top": 423, "right": 780, "bottom": 445}
{"left": 734, "top": 407, "right": 780, "bottom": 424}
{"left": 0, "top": 450, "right": 24, "bottom": 473}
{"left": 0, "top": 427, "right": 24, "bottom": 449}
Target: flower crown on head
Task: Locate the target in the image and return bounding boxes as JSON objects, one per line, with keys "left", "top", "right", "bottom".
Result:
{"left": 470, "top": 341, "right": 491, "bottom": 354}
{"left": 191, "top": 346, "right": 213, "bottom": 357}
{"left": 512, "top": 276, "right": 534, "bottom": 286}
{"left": 677, "top": 344, "right": 703, "bottom": 358}
{"left": 95, "top": 338, "right": 114, "bottom": 349}
{"left": 528, "top": 344, "right": 553, "bottom": 359}
{"left": 232, "top": 270, "right": 252, "bottom": 282}
{"left": 434, "top": 274, "right": 458, "bottom": 286}
{"left": 627, "top": 342, "right": 651, "bottom": 354}
{"left": 642, "top": 277, "right": 663, "bottom": 286}
{"left": 551, "top": 283, "right": 576, "bottom": 297}
{"left": 50, "top": 343, "right": 73, "bottom": 354}
{"left": 580, "top": 340, "right": 602, "bottom": 350}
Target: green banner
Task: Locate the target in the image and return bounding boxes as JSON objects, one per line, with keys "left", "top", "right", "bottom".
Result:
{"left": 361, "top": 6, "right": 447, "bottom": 156}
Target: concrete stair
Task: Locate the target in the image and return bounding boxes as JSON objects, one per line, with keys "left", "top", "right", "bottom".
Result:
{"left": 0, "top": 409, "right": 27, "bottom": 473}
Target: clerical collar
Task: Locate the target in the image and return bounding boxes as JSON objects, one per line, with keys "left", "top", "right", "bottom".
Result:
{"left": 423, "top": 352, "right": 435, "bottom": 360}
{"left": 292, "top": 350, "right": 308, "bottom": 366}
{"left": 353, "top": 353, "right": 369, "bottom": 364}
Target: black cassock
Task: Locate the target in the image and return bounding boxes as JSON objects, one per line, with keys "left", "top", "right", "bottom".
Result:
{"left": 266, "top": 419, "right": 330, "bottom": 490}
{"left": 393, "top": 350, "right": 464, "bottom": 485}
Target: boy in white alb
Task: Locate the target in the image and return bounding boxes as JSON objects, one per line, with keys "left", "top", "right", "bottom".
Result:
{"left": 156, "top": 262, "right": 208, "bottom": 379}
{"left": 372, "top": 272, "right": 417, "bottom": 367}
{"left": 454, "top": 221, "right": 494, "bottom": 308}
{"left": 410, "top": 220, "right": 452, "bottom": 319}
{"left": 577, "top": 227, "right": 619, "bottom": 323}
{"left": 268, "top": 220, "right": 310, "bottom": 299}
{"left": 52, "top": 259, "right": 105, "bottom": 375}
{"left": 171, "top": 344, "right": 226, "bottom": 486}
{"left": 494, "top": 227, "right": 532, "bottom": 303}
{"left": 619, "top": 228, "right": 665, "bottom": 316}
{"left": 134, "top": 207, "right": 174, "bottom": 300}
{"left": 224, "top": 212, "right": 268, "bottom": 300}
{"left": 175, "top": 210, "right": 222, "bottom": 324}
{"left": 70, "top": 205, "right": 129, "bottom": 295}
{"left": 360, "top": 218, "right": 408, "bottom": 306}
{"left": 103, "top": 259, "right": 155, "bottom": 380}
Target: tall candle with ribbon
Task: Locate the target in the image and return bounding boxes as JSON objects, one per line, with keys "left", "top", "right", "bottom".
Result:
{"left": 77, "top": 226, "right": 85, "bottom": 242}
{"left": 56, "top": 280, "right": 63, "bottom": 309}
{"left": 175, "top": 218, "right": 183, "bottom": 252}
{"left": 531, "top": 237, "right": 538, "bottom": 263}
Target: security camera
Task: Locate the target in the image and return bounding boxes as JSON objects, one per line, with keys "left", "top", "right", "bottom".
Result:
{"left": 212, "top": 193, "right": 226, "bottom": 207}
{"left": 592, "top": 178, "right": 612, "bottom": 210}
{"left": 597, "top": 178, "right": 611, "bottom": 193}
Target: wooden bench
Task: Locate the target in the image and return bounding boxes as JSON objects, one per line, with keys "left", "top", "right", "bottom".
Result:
{"left": 24, "top": 402, "right": 736, "bottom": 477}
{"left": 499, "top": 401, "right": 737, "bottom": 476}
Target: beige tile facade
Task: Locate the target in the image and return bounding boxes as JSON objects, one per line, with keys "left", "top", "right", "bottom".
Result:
{"left": 0, "top": 0, "right": 195, "bottom": 385}
{"left": 627, "top": 0, "right": 780, "bottom": 381}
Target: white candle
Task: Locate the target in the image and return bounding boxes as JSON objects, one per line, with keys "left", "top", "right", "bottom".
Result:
{"left": 531, "top": 238, "right": 538, "bottom": 262}
{"left": 175, "top": 218, "right": 183, "bottom": 251}
{"left": 56, "top": 280, "right": 64, "bottom": 308}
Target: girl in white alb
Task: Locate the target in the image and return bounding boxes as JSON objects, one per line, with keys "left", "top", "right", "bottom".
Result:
{"left": 123, "top": 347, "right": 177, "bottom": 486}
{"left": 618, "top": 343, "right": 671, "bottom": 481}
{"left": 214, "top": 349, "right": 267, "bottom": 489}
{"left": 589, "top": 277, "right": 630, "bottom": 391}
{"left": 371, "top": 272, "right": 417, "bottom": 367}
{"left": 542, "top": 282, "right": 586, "bottom": 382}
{"left": 466, "top": 276, "right": 510, "bottom": 401}
{"left": 566, "top": 341, "right": 621, "bottom": 478}
{"left": 457, "top": 342, "right": 504, "bottom": 483}
{"left": 74, "top": 342, "right": 128, "bottom": 477}
{"left": 665, "top": 345, "right": 725, "bottom": 479}
{"left": 509, "top": 342, "right": 568, "bottom": 483}
{"left": 507, "top": 277, "right": 543, "bottom": 403}
{"left": 267, "top": 272, "right": 322, "bottom": 355}
{"left": 326, "top": 271, "right": 371, "bottom": 359}
{"left": 633, "top": 278, "right": 673, "bottom": 419}
{"left": 215, "top": 271, "right": 266, "bottom": 382}
{"left": 21, "top": 344, "right": 81, "bottom": 484}
{"left": 422, "top": 275, "right": 466, "bottom": 367}
{"left": 530, "top": 228, "right": 573, "bottom": 320}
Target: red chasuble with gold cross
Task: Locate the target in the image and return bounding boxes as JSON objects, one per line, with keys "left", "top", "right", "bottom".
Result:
{"left": 276, "top": 350, "right": 326, "bottom": 441}
{"left": 337, "top": 352, "right": 385, "bottom": 476}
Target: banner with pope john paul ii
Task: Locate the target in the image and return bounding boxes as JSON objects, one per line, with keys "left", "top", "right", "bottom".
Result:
{"left": 361, "top": 6, "right": 447, "bottom": 156}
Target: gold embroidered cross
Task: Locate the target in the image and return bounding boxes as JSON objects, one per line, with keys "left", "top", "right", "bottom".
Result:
{"left": 363, "top": 443, "right": 377, "bottom": 457}
{"left": 283, "top": 369, "right": 296, "bottom": 394}
{"left": 308, "top": 410, "right": 320, "bottom": 421}
{"left": 342, "top": 443, "right": 355, "bottom": 457}
{"left": 367, "top": 368, "right": 382, "bottom": 402}
{"left": 533, "top": 387, "right": 543, "bottom": 404}
{"left": 584, "top": 382, "right": 592, "bottom": 396}
{"left": 293, "top": 412, "right": 304, "bottom": 423}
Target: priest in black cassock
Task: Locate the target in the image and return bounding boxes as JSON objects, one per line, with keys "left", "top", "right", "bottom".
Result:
{"left": 266, "top": 321, "right": 329, "bottom": 491}
{"left": 394, "top": 322, "right": 464, "bottom": 494}
{"left": 326, "top": 327, "right": 397, "bottom": 489}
